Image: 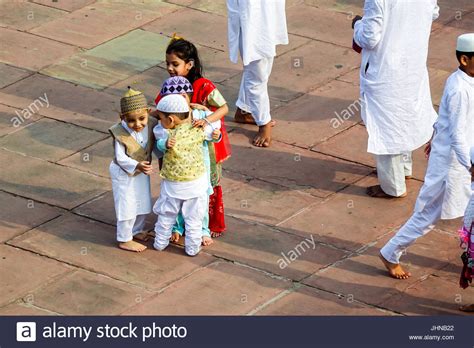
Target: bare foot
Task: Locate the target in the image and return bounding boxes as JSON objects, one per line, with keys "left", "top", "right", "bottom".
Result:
{"left": 234, "top": 108, "right": 276, "bottom": 127}
{"left": 367, "top": 185, "right": 407, "bottom": 198}
{"left": 459, "top": 304, "right": 474, "bottom": 312}
{"left": 170, "top": 232, "right": 180, "bottom": 244}
{"left": 379, "top": 253, "right": 411, "bottom": 279}
{"left": 253, "top": 123, "right": 272, "bottom": 147}
{"left": 211, "top": 231, "right": 223, "bottom": 238}
{"left": 119, "top": 240, "right": 147, "bottom": 253}
{"left": 202, "top": 236, "right": 214, "bottom": 246}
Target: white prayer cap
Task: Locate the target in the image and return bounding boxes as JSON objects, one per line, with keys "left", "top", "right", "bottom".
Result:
{"left": 457, "top": 33, "right": 474, "bottom": 53}
{"left": 156, "top": 94, "right": 189, "bottom": 113}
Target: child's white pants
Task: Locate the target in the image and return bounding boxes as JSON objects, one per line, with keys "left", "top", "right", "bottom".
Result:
{"left": 153, "top": 194, "right": 206, "bottom": 256}
{"left": 380, "top": 187, "right": 445, "bottom": 264}
{"left": 116, "top": 214, "right": 147, "bottom": 242}
{"left": 376, "top": 153, "right": 413, "bottom": 197}
{"left": 236, "top": 57, "right": 274, "bottom": 127}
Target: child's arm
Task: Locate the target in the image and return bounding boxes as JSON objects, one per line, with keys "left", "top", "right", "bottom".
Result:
{"left": 448, "top": 91, "right": 471, "bottom": 170}
{"left": 203, "top": 88, "right": 228, "bottom": 123}
{"left": 114, "top": 140, "right": 152, "bottom": 175}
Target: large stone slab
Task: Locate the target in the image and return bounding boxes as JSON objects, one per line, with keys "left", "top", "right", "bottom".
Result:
{"left": 0, "top": 2, "right": 65, "bottom": 31}
{"left": 0, "top": 118, "right": 107, "bottom": 162}
{"left": 225, "top": 130, "right": 372, "bottom": 198}
{"left": 0, "top": 191, "right": 62, "bottom": 243}
{"left": 257, "top": 285, "right": 390, "bottom": 316}
{"left": 305, "top": 0, "right": 364, "bottom": 14}
{"left": 31, "top": 1, "right": 178, "bottom": 49}
{"left": 0, "top": 244, "right": 71, "bottom": 307}
{"left": 30, "top": 269, "right": 154, "bottom": 315}
{"left": 0, "top": 28, "right": 79, "bottom": 71}
{"left": 41, "top": 30, "right": 170, "bottom": 89}
{"left": 0, "top": 302, "right": 56, "bottom": 315}
{"left": 1, "top": 74, "right": 119, "bottom": 132}
{"left": 279, "top": 175, "right": 423, "bottom": 251}
{"left": 271, "top": 80, "right": 361, "bottom": 148}
{"left": 207, "top": 216, "right": 348, "bottom": 281}
{"left": 124, "top": 261, "right": 291, "bottom": 315}
{"left": 33, "top": 0, "right": 96, "bottom": 12}
{"left": 0, "top": 149, "right": 109, "bottom": 209}
{"left": 303, "top": 230, "right": 459, "bottom": 308}
{"left": 0, "top": 103, "right": 42, "bottom": 137}
{"left": 0, "top": 63, "right": 33, "bottom": 89}
{"left": 9, "top": 214, "right": 215, "bottom": 291}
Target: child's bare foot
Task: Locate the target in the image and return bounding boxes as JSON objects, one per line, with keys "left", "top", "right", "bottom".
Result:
{"left": 119, "top": 241, "right": 147, "bottom": 252}
{"left": 211, "top": 231, "right": 223, "bottom": 238}
{"left": 202, "top": 236, "right": 214, "bottom": 246}
{"left": 253, "top": 123, "right": 272, "bottom": 147}
{"left": 379, "top": 253, "right": 411, "bottom": 279}
{"left": 234, "top": 108, "right": 276, "bottom": 126}
{"left": 459, "top": 304, "right": 474, "bottom": 312}
{"left": 170, "top": 232, "right": 180, "bottom": 244}
{"left": 367, "top": 185, "right": 407, "bottom": 198}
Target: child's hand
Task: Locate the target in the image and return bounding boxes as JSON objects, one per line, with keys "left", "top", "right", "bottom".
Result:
{"left": 352, "top": 15, "right": 362, "bottom": 29}
{"left": 212, "top": 129, "right": 221, "bottom": 140}
{"left": 190, "top": 103, "right": 209, "bottom": 112}
{"left": 166, "top": 137, "right": 176, "bottom": 149}
{"left": 136, "top": 161, "right": 153, "bottom": 175}
{"left": 192, "top": 118, "right": 206, "bottom": 128}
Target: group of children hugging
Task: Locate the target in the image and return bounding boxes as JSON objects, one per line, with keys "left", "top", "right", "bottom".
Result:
{"left": 109, "top": 36, "right": 231, "bottom": 256}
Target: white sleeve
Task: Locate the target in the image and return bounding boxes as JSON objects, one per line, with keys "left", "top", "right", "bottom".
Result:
{"left": 354, "top": 0, "right": 384, "bottom": 50}
{"left": 448, "top": 91, "right": 471, "bottom": 170}
{"left": 114, "top": 140, "right": 138, "bottom": 174}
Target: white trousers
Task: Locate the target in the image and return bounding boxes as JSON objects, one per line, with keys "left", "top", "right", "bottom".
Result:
{"left": 236, "top": 57, "right": 274, "bottom": 126}
{"left": 376, "top": 153, "right": 413, "bottom": 197}
{"left": 380, "top": 186, "right": 445, "bottom": 264}
{"left": 153, "top": 194, "right": 206, "bottom": 256}
{"left": 116, "top": 214, "right": 147, "bottom": 242}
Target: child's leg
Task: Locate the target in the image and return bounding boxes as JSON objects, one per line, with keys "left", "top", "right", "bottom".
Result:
{"left": 202, "top": 195, "right": 213, "bottom": 246}
{"left": 153, "top": 196, "right": 181, "bottom": 251}
{"left": 117, "top": 217, "right": 147, "bottom": 252}
{"left": 170, "top": 213, "right": 185, "bottom": 243}
{"left": 181, "top": 195, "right": 206, "bottom": 256}
{"left": 131, "top": 214, "right": 148, "bottom": 241}
{"left": 209, "top": 185, "right": 226, "bottom": 237}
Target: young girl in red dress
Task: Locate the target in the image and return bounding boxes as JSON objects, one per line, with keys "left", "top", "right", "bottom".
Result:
{"left": 155, "top": 36, "right": 231, "bottom": 238}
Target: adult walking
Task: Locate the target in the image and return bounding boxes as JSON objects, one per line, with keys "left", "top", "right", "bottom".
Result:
{"left": 227, "top": 0, "right": 288, "bottom": 147}
{"left": 353, "top": 0, "right": 440, "bottom": 198}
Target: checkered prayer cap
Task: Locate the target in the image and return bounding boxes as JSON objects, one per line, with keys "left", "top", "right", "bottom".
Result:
{"left": 157, "top": 94, "right": 190, "bottom": 114}
{"left": 160, "top": 76, "right": 193, "bottom": 96}
{"left": 120, "top": 86, "right": 148, "bottom": 115}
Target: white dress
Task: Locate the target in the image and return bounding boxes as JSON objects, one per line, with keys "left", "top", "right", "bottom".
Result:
{"left": 354, "top": 0, "right": 439, "bottom": 155}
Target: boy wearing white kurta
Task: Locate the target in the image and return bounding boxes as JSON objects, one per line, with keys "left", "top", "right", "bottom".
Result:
{"left": 380, "top": 33, "right": 474, "bottom": 279}
{"left": 353, "top": 0, "right": 439, "bottom": 198}
{"left": 153, "top": 95, "right": 221, "bottom": 256}
{"left": 109, "top": 87, "right": 158, "bottom": 253}
{"left": 227, "top": 0, "right": 288, "bottom": 147}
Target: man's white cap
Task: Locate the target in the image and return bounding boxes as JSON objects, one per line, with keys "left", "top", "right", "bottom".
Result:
{"left": 156, "top": 94, "right": 189, "bottom": 113}
{"left": 457, "top": 33, "right": 474, "bottom": 53}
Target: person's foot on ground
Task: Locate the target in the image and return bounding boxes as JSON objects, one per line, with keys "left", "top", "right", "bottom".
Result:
{"left": 459, "top": 304, "right": 474, "bottom": 312}
{"left": 170, "top": 232, "right": 180, "bottom": 243}
{"left": 234, "top": 108, "right": 276, "bottom": 126}
{"left": 211, "top": 231, "right": 223, "bottom": 238}
{"left": 367, "top": 185, "right": 407, "bottom": 198}
{"left": 379, "top": 252, "right": 411, "bottom": 279}
{"left": 119, "top": 241, "right": 147, "bottom": 252}
{"left": 253, "top": 122, "right": 272, "bottom": 147}
{"left": 202, "top": 236, "right": 214, "bottom": 246}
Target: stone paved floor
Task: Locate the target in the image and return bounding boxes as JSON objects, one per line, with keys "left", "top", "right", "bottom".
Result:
{"left": 1, "top": 0, "right": 474, "bottom": 316}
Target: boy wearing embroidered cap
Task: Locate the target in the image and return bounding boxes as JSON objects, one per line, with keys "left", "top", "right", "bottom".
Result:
{"left": 153, "top": 94, "right": 221, "bottom": 256}
{"left": 109, "top": 87, "right": 158, "bottom": 253}
{"left": 380, "top": 33, "right": 474, "bottom": 279}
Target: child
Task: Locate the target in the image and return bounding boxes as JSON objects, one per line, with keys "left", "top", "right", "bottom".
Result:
{"left": 380, "top": 33, "right": 474, "bottom": 279}
{"left": 153, "top": 94, "right": 221, "bottom": 256}
{"left": 156, "top": 76, "right": 220, "bottom": 247}
{"left": 109, "top": 87, "right": 158, "bottom": 252}
{"left": 459, "top": 147, "right": 474, "bottom": 312}
{"left": 155, "top": 36, "right": 231, "bottom": 238}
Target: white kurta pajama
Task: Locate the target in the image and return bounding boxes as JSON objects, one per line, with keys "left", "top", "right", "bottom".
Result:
{"left": 381, "top": 69, "right": 474, "bottom": 264}
{"left": 227, "top": 0, "right": 288, "bottom": 126}
{"left": 354, "top": 0, "right": 439, "bottom": 196}
{"left": 110, "top": 121, "right": 152, "bottom": 242}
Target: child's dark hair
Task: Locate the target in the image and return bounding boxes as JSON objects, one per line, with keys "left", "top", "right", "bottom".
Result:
{"left": 161, "top": 111, "right": 189, "bottom": 121}
{"left": 166, "top": 38, "right": 203, "bottom": 84}
{"left": 456, "top": 50, "right": 474, "bottom": 63}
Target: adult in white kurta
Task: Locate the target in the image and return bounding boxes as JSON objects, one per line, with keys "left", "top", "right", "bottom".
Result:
{"left": 354, "top": 0, "right": 439, "bottom": 197}
{"left": 227, "top": 0, "right": 288, "bottom": 147}
{"left": 110, "top": 121, "right": 152, "bottom": 242}
{"left": 381, "top": 68, "right": 474, "bottom": 273}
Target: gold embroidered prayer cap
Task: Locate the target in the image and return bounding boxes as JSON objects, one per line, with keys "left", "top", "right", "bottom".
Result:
{"left": 120, "top": 86, "right": 148, "bottom": 115}
{"left": 457, "top": 33, "right": 474, "bottom": 53}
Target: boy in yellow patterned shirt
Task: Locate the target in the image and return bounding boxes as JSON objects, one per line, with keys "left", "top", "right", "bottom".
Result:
{"left": 153, "top": 94, "right": 221, "bottom": 256}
